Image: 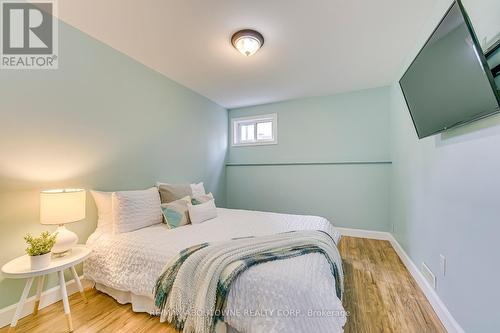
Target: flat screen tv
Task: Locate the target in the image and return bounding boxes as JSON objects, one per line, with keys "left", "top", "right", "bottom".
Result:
{"left": 399, "top": 0, "right": 500, "bottom": 139}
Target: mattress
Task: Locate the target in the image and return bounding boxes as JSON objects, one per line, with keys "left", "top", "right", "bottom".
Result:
{"left": 84, "top": 208, "right": 346, "bottom": 333}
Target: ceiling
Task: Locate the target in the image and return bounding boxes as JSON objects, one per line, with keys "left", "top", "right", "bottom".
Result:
{"left": 56, "top": 0, "right": 439, "bottom": 109}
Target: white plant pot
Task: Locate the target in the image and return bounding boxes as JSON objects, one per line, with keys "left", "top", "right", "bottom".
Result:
{"left": 30, "top": 252, "right": 52, "bottom": 270}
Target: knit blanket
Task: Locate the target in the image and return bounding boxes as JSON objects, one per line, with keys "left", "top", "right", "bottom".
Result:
{"left": 153, "top": 230, "right": 343, "bottom": 333}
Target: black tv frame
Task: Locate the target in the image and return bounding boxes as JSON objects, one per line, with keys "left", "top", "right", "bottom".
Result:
{"left": 399, "top": 0, "right": 500, "bottom": 139}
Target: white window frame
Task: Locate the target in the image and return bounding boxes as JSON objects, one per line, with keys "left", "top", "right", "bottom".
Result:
{"left": 231, "top": 113, "right": 278, "bottom": 147}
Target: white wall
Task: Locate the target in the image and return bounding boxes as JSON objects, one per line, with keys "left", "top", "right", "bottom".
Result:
{"left": 462, "top": 0, "right": 500, "bottom": 49}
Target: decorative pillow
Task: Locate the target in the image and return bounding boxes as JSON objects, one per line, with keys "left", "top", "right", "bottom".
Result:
{"left": 191, "top": 192, "right": 214, "bottom": 205}
{"left": 190, "top": 182, "right": 206, "bottom": 197}
{"left": 157, "top": 182, "right": 206, "bottom": 203}
{"left": 90, "top": 190, "right": 113, "bottom": 233}
{"left": 157, "top": 183, "right": 191, "bottom": 203}
{"left": 161, "top": 196, "right": 191, "bottom": 229}
{"left": 188, "top": 199, "right": 217, "bottom": 224}
{"left": 112, "top": 187, "right": 162, "bottom": 234}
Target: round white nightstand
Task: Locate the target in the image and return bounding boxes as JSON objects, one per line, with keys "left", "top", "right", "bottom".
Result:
{"left": 1, "top": 245, "right": 91, "bottom": 333}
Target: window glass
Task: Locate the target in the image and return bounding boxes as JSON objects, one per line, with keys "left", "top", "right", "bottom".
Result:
{"left": 240, "top": 124, "right": 255, "bottom": 142}
{"left": 257, "top": 122, "right": 273, "bottom": 140}
{"left": 232, "top": 113, "right": 277, "bottom": 146}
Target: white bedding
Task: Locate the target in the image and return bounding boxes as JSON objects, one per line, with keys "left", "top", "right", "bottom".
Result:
{"left": 84, "top": 208, "right": 346, "bottom": 333}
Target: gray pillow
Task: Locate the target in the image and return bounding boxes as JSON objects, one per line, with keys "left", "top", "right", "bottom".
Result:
{"left": 158, "top": 183, "right": 192, "bottom": 203}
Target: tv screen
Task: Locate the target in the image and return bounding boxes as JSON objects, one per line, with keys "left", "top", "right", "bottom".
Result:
{"left": 399, "top": 1, "right": 500, "bottom": 139}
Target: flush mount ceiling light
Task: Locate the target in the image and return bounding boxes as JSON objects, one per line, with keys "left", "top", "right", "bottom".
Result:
{"left": 231, "top": 29, "right": 264, "bottom": 56}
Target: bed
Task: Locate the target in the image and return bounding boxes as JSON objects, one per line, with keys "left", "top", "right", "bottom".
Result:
{"left": 84, "top": 208, "right": 347, "bottom": 333}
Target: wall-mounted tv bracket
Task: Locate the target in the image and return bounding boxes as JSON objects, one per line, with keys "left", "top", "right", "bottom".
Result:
{"left": 485, "top": 39, "right": 500, "bottom": 78}
{"left": 484, "top": 39, "right": 500, "bottom": 77}
{"left": 485, "top": 38, "right": 499, "bottom": 57}
{"left": 492, "top": 64, "right": 500, "bottom": 78}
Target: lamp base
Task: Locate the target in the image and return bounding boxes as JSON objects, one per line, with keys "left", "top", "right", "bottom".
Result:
{"left": 52, "top": 248, "right": 72, "bottom": 258}
{"left": 52, "top": 225, "right": 78, "bottom": 256}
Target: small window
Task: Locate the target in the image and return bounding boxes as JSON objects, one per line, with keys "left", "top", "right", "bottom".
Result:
{"left": 232, "top": 113, "right": 278, "bottom": 146}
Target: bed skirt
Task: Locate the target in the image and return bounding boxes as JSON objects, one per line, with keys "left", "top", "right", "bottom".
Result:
{"left": 94, "top": 283, "right": 240, "bottom": 333}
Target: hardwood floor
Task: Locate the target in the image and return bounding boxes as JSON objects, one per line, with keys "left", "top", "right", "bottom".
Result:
{"left": 339, "top": 237, "right": 445, "bottom": 333}
{"left": 0, "top": 237, "right": 445, "bottom": 333}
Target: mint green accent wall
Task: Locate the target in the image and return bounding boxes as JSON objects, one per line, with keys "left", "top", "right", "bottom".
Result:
{"left": 227, "top": 87, "right": 391, "bottom": 231}
{"left": 229, "top": 87, "right": 391, "bottom": 164}
{"left": 227, "top": 164, "right": 390, "bottom": 230}
{"left": 0, "top": 21, "right": 227, "bottom": 309}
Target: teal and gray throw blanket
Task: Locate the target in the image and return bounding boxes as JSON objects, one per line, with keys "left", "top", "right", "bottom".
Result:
{"left": 153, "top": 230, "right": 343, "bottom": 333}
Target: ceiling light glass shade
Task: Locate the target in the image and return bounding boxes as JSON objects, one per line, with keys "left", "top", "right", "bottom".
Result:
{"left": 231, "top": 29, "right": 264, "bottom": 56}
{"left": 234, "top": 36, "right": 261, "bottom": 56}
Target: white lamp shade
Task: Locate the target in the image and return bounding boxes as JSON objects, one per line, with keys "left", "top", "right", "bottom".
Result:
{"left": 40, "top": 189, "right": 86, "bottom": 225}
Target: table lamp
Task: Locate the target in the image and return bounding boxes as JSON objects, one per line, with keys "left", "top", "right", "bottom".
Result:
{"left": 40, "top": 189, "right": 86, "bottom": 255}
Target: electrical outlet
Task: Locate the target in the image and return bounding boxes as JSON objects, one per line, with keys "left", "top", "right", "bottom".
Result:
{"left": 391, "top": 223, "right": 395, "bottom": 233}
{"left": 440, "top": 254, "right": 446, "bottom": 277}
{"left": 421, "top": 262, "right": 436, "bottom": 289}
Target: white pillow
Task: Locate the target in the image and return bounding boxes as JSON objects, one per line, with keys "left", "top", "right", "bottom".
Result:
{"left": 190, "top": 182, "right": 206, "bottom": 196}
{"left": 90, "top": 190, "right": 113, "bottom": 233}
{"left": 187, "top": 199, "right": 217, "bottom": 224}
{"left": 191, "top": 192, "right": 214, "bottom": 205}
{"left": 112, "top": 187, "right": 162, "bottom": 233}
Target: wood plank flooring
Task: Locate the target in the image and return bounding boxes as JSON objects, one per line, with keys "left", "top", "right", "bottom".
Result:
{"left": 0, "top": 237, "right": 445, "bottom": 333}
{"left": 339, "top": 237, "right": 445, "bottom": 333}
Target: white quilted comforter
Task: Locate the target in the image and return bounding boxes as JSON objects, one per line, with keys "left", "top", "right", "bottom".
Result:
{"left": 84, "top": 208, "right": 347, "bottom": 333}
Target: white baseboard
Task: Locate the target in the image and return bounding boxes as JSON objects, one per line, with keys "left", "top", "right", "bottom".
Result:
{"left": 0, "top": 276, "right": 93, "bottom": 328}
{"left": 336, "top": 226, "right": 391, "bottom": 240}
{"left": 385, "top": 234, "right": 465, "bottom": 333}
{"left": 339, "top": 227, "right": 465, "bottom": 333}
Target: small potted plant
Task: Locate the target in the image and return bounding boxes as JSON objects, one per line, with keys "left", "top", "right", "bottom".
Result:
{"left": 24, "top": 231, "right": 57, "bottom": 270}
